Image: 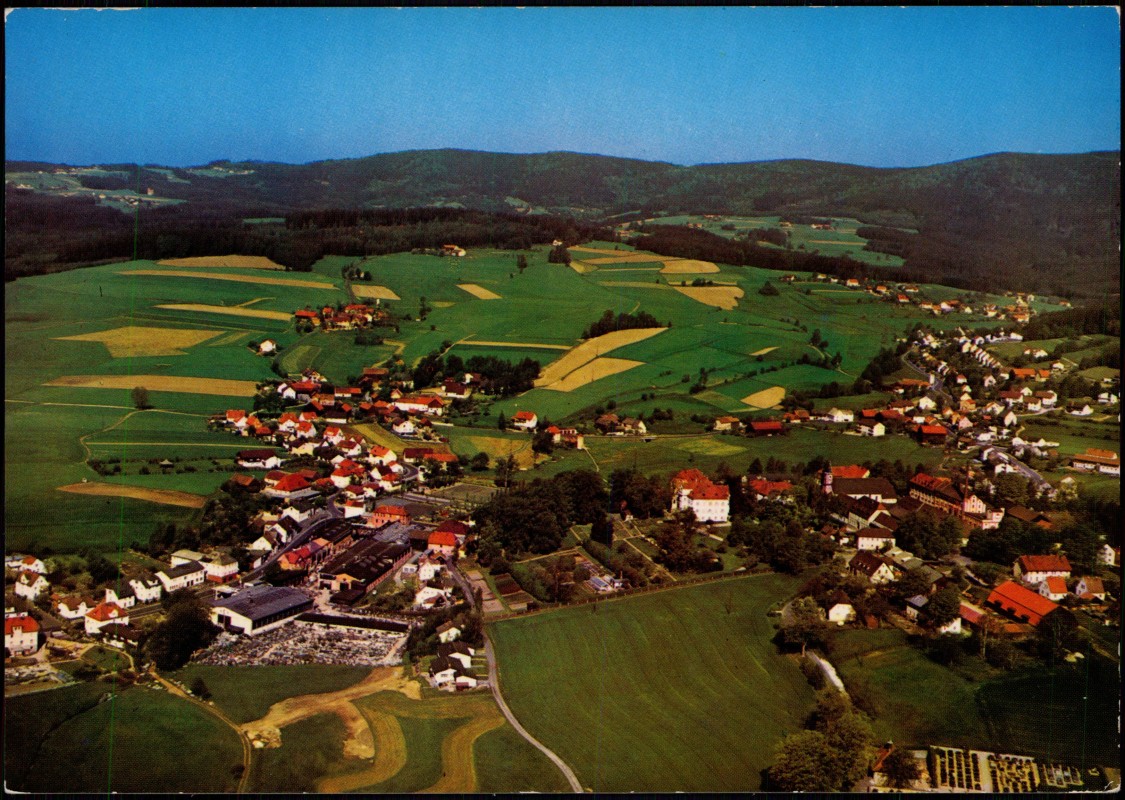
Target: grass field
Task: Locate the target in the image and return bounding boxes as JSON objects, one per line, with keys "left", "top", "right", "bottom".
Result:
{"left": 6, "top": 684, "right": 242, "bottom": 793}
{"left": 831, "top": 629, "right": 1119, "bottom": 766}
{"left": 490, "top": 572, "right": 815, "bottom": 792}
{"left": 174, "top": 665, "right": 373, "bottom": 723}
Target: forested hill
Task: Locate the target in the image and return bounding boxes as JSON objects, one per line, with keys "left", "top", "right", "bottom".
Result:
{"left": 6, "top": 149, "right": 1120, "bottom": 295}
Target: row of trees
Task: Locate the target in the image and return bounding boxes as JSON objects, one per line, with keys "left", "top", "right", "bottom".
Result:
{"left": 581, "top": 309, "right": 664, "bottom": 340}
{"left": 412, "top": 348, "right": 541, "bottom": 398}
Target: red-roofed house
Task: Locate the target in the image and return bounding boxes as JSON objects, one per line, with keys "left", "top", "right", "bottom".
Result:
{"left": 428, "top": 530, "right": 459, "bottom": 555}
{"left": 268, "top": 473, "right": 312, "bottom": 497}
{"left": 831, "top": 465, "right": 870, "bottom": 480}
{"left": 394, "top": 396, "right": 446, "bottom": 416}
{"left": 987, "top": 580, "right": 1058, "bottom": 627}
{"left": 1013, "top": 554, "right": 1071, "bottom": 584}
{"left": 1038, "top": 576, "right": 1069, "bottom": 602}
{"left": 511, "top": 410, "right": 538, "bottom": 431}
{"left": 5, "top": 615, "right": 40, "bottom": 655}
{"left": 747, "top": 478, "right": 792, "bottom": 502}
{"left": 748, "top": 420, "right": 784, "bottom": 436}
{"left": 84, "top": 602, "right": 129, "bottom": 635}
{"left": 1075, "top": 576, "right": 1106, "bottom": 602}
{"left": 14, "top": 570, "right": 49, "bottom": 601}
{"left": 370, "top": 505, "right": 411, "bottom": 527}
{"left": 671, "top": 469, "right": 730, "bottom": 523}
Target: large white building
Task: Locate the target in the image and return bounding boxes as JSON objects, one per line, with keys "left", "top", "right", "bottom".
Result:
{"left": 670, "top": 469, "right": 730, "bottom": 523}
{"left": 210, "top": 585, "right": 313, "bottom": 636}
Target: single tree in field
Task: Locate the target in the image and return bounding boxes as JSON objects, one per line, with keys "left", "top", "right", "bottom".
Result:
{"left": 132, "top": 385, "right": 151, "bottom": 409}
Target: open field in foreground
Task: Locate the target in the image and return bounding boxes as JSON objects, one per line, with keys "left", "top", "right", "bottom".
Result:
{"left": 57, "top": 481, "right": 209, "bottom": 508}
{"left": 44, "top": 375, "right": 260, "bottom": 396}
{"left": 155, "top": 304, "right": 292, "bottom": 321}
{"left": 158, "top": 255, "right": 285, "bottom": 270}
{"left": 489, "top": 572, "right": 814, "bottom": 792}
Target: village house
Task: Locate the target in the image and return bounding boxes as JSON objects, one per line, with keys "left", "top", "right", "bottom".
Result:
{"left": 5, "top": 613, "right": 41, "bottom": 655}
{"left": 129, "top": 575, "right": 163, "bottom": 604}
{"left": 1013, "top": 554, "right": 1071, "bottom": 585}
{"left": 1037, "top": 576, "right": 1069, "bottom": 603}
{"left": 824, "top": 591, "right": 856, "bottom": 625}
{"left": 437, "top": 620, "right": 462, "bottom": 643}
{"left": 670, "top": 468, "right": 730, "bottom": 523}
{"left": 394, "top": 395, "right": 446, "bottom": 416}
{"left": 713, "top": 416, "right": 742, "bottom": 432}
{"left": 909, "top": 473, "right": 1003, "bottom": 529}
{"left": 205, "top": 554, "right": 240, "bottom": 584}
{"left": 1074, "top": 576, "right": 1106, "bottom": 602}
{"left": 84, "top": 602, "right": 129, "bottom": 635}
{"left": 511, "top": 410, "right": 538, "bottom": 431}
{"left": 855, "top": 528, "right": 896, "bottom": 551}
{"left": 7, "top": 555, "right": 46, "bottom": 574}
{"left": 848, "top": 551, "right": 897, "bottom": 584}
{"left": 428, "top": 530, "right": 459, "bottom": 556}
{"left": 104, "top": 585, "right": 136, "bottom": 609}
{"left": 236, "top": 449, "right": 282, "bottom": 470}
{"left": 14, "top": 570, "right": 49, "bottom": 601}
{"left": 55, "top": 596, "right": 93, "bottom": 620}
{"left": 1070, "top": 448, "right": 1120, "bottom": 476}
{"left": 156, "top": 561, "right": 207, "bottom": 593}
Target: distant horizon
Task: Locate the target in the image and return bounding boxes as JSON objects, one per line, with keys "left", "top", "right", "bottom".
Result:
{"left": 5, "top": 7, "right": 1119, "bottom": 168}
{"left": 7, "top": 145, "right": 1122, "bottom": 173}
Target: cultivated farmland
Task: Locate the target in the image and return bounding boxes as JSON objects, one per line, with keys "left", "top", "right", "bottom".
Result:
{"left": 55, "top": 325, "right": 223, "bottom": 357}
{"left": 489, "top": 573, "right": 815, "bottom": 792}
{"left": 158, "top": 255, "right": 286, "bottom": 270}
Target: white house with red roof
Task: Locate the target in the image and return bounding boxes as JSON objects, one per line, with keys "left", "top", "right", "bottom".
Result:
{"left": 55, "top": 596, "right": 93, "bottom": 620}
{"left": 670, "top": 468, "right": 730, "bottom": 523}
{"left": 511, "top": 410, "right": 538, "bottom": 431}
{"left": 367, "top": 445, "right": 396, "bottom": 466}
{"left": 1037, "top": 576, "right": 1069, "bottom": 602}
{"left": 1013, "top": 554, "right": 1071, "bottom": 585}
{"left": 428, "top": 530, "right": 458, "bottom": 556}
{"left": 265, "top": 473, "right": 313, "bottom": 498}
{"left": 8, "top": 555, "right": 47, "bottom": 574}
{"left": 14, "top": 571, "right": 49, "bottom": 601}
{"left": 394, "top": 396, "right": 446, "bottom": 416}
{"left": 84, "top": 602, "right": 129, "bottom": 635}
{"left": 5, "top": 614, "right": 40, "bottom": 655}
{"left": 1075, "top": 576, "right": 1106, "bottom": 602}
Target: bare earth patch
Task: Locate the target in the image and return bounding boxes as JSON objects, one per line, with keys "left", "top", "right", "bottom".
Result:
{"left": 54, "top": 325, "right": 222, "bottom": 358}
{"left": 56, "top": 482, "right": 207, "bottom": 508}
{"left": 457, "top": 284, "right": 502, "bottom": 300}
{"left": 544, "top": 357, "right": 644, "bottom": 392}
{"left": 741, "top": 386, "right": 786, "bottom": 409}
{"left": 317, "top": 709, "right": 407, "bottom": 793}
{"left": 45, "top": 374, "right": 260, "bottom": 396}
{"left": 750, "top": 346, "right": 778, "bottom": 356}
{"left": 534, "top": 327, "right": 665, "bottom": 387}
{"left": 155, "top": 304, "right": 291, "bottom": 321}
{"left": 124, "top": 270, "right": 337, "bottom": 290}
{"left": 352, "top": 285, "right": 402, "bottom": 301}
{"left": 157, "top": 255, "right": 286, "bottom": 270}
{"left": 673, "top": 285, "right": 744, "bottom": 310}
{"left": 660, "top": 259, "right": 720, "bottom": 274}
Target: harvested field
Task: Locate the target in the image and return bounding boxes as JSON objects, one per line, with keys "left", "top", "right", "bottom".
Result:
{"left": 467, "top": 436, "right": 537, "bottom": 469}
{"left": 457, "top": 284, "right": 502, "bottom": 300}
{"left": 544, "top": 357, "right": 643, "bottom": 392}
{"left": 56, "top": 481, "right": 208, "bottom": 508}
{"left": 534, "top": 327, "right": 665, "bottom": 387}
{"left": 673, "top": 285, "right": 744, "bottom": 309}
{"left": 596, "top": 281, "right": 669, "bottom": 289}
{"left": 55, "top": 325, "right": 222, "bottom": 358}
{"left": 317, "top": 709, "right": 406, "bottom": 793}
{"left": 158, "top": 255, "right": 285, "bottom": 270}
{"left": 750, "top": 346, "right": 778, "bottom": 356}
{"left": 155, "top": 304, "right": 291, "bottom": 321}
{"left": 44, "top": 374, "right": 259, "bottom": 396}
{"left": 741, "top": 386, "right": 786, "bottom": 409}
{"left": 352, "top": 285, "right": 401, "bottom": 301}
{"left": 124, "top": 270, "right": 337, "bottom": 290}
{"left": 460, "top": 340, "right": 570, "bottom": 350}
{"left": 569, "top": 260, "right": 596, "bottom": 274}
{"left": 596, "top": 267, "right": 663, "bottom": 272}
{"left": 422, "top": 712, "right": 505, "bottom": 793}
{"left": 660, "top": 259, "right": 719, "bottom": 274}
{"left": 584, "top": 255, "right": 666, "bottom": 265}
{"left": 568, "top": 246, "right": 632, "bottom": 256}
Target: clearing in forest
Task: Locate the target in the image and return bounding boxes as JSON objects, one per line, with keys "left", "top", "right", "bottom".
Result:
{"left": 673, "top": 285, "right": 744, "bottom": 309}
{"left": 155, "top": 304, "right": 292, "bottom": 321}
{"left": 543, "top": 357, "right": 644, "bottom": 392}
{"left": 533, "top": 327, "right": 665, "bottom": 388}
{"left": 56, "top": 482, "right": 208, "bottom": 508}
{"left": 457, "top": 284, "right": 502, "bottom": 300}
{"left": 352, "top": 285, "right": 402, "bottom": 301}
{"left": 55, "top": 326, "right": 222, "bottom": 358}
{"left": 125, "top": 270, "right": 337, "bottom": 290}
{"left": 157, "top": 255, "right": 286, "bottom": 270}
{"left": 44, "top": 375, "right": 259, "bottom": 396}
{"left": 741, "top": 386, "right": 786, "bottom": 409}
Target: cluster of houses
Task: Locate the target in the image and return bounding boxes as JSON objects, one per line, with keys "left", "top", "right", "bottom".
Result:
{"left": 427, "top": 637, "right": 479, "bottom": 690}
{"left": 293, "top": 303, "right": 392, "bottom": 331}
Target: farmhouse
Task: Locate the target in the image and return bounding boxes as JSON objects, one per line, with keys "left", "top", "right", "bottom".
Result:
{"left": 428, "top": 530, "right": 459, "bottom": 556}
{"left": 5, "top": 614, "right": 41, "bottom": 655}
{"left": 909, "top": 473, "right": 1003, "bottom": 529}
{"left": 8, "top": 555, "right": 47, "bottom": 574}
{"left": 670, "top": 468, "right": 730, "bottom": 523}
{"left": 130, "top": 576, "right": 163, "bottom": 603}
{"left": 748, "top": 420, "right": 784, "bottom": 436}
{"left": 55, "top": 596, "right": 93, "bottom": 619}
{"left": 511, "top": 410, "right": 539, "bottom": 431}
{"left": 1071, "top": 448, "right": 1120, "bottom": 476}
{"left": 832, "top": 477, "right": 898, "bottom": 505}
{"left": 394, "top": 395, "right": 446, "bottom": 416}
{"left": 848, "top": 551, "right": 897, "bottom": 584}
{"left": 855, "top": 528, "right": 896, "bottom": 551}
{"left": 1074, "top": 576, "right": 1106, "bottom": 602}
{"left": 1013, "top": 554, "right": 1071, "bottom": 585}
{"left": 84, "top": 602, "right": 129, "bottom": 635}
{"left": 713, "top": 416, "right": 741, "bottom": 432}
{"left": 237, "top": 449, "right": 282, "bottom": 470}
{"left": 437, "top": 621, "right": 462, "bottom": 643}
{"left": 210, "top": 585, "right": 314, "bottom": 636}
{"left": 1037, "top": 576, "right": 1069, "bottom": 602}
{"left": 986, "top": 580, "right": 1058, "bottom": 627}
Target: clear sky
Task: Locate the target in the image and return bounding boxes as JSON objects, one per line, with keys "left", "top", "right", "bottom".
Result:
{"left": 5, "top": 6, "right": 1120, "bottom": 167}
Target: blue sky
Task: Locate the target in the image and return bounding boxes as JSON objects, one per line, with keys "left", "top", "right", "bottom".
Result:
{"left": 5, "top": 6, "right": 1120, "bottom": 167}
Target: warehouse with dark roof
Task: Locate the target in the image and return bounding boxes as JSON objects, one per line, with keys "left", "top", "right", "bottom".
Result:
{"left": 210, "top": 585, "right": 313, "bottom": 636}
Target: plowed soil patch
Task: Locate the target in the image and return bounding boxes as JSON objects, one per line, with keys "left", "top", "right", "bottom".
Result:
{"left": 45, "top": 374, "right": 259, "bottom": 396}
{"left": 57, "top": 482, "right": 207, "bottom": 508}
{"left": 673, "top": 285, "right": 744, "bottom": 309}
{"left": 124, "top": 270, "right": 337, "bottom": 290}
{"left": 156, "top": 304, "right": 291, "bottom": 321}
{"left": 534, "top": 327, "right": 664, "bottom": 387}
{"left": 158, "top": 255, "right": 285, "bottom": 270}
{"left": 457, "top": 284, "right": 502, "bottom": 300}
{"left": 543, "top": 357, "right": 643, "bottom": 392}
{"left": 660, "top": 259, "right": 720, "bottom": 274}
{"left": 55, "top": 325, "right": 222, "bottom": 357}
{"left": 741, "top": 386, "right": 786, "bottom": 409}
{"left": 352, "top": 285, "right": 401, "bottom": 301}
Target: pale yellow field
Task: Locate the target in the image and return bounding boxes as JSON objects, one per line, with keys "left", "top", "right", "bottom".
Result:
{"left": 659, "top": 259, "right": 720, "bottom": 274}
{"left": 467, "top": 436, "right": 538, "bottom": 469}
{"left": 55, "top": 325, "right": 222, "bottom": 358}
{"left": 584, "top": 254, "right": 666, "bottom": 265}
{"left": 346, "top": 423, "right": 409, "bottom": 452}
{"left": 569, "top": 260, "right": 596, "bottom": 274}
{"left": 673, "top": 285, "right": 744, "bottom": 309}
{"left": 741, "top": 386, "right": 786, "bottom": 409}
{"left": 596, "top": 281, "right": 670, "bottom": 289}
{"left": 157, "top": 255, "right": 286, "bottom": 270}
{"left": 533, "top": 327, "right": 665, "bottom": 387}
{"left": 125, "top": 270, "right": 337, "bottom": 290}
{"left": 457, "top": 284, "right": 502, "bottom": 300}
{"left": 461, "top": 340, "right": 570, "bottom": 350}
{"left": 569, "top": 246, "right": 632, "bottom": 256}
{"left": 421, "top": 712, "right": 505, "bottom": 793}
{"left": 352, "top": 285, "right": 401, "bottom": 301}
{"left": 155, "top": 304, "right": 291, "bottom": 321}
{"left": 44, "top": 374, "right": 260, "bottom": 396}
{"left": 56, "top": 482, "right": 208, "bottom": 508}
{"left": 431, "top": 301, "right": 456, "bottom": 308}
{"left": 543, "top": 357, "right": 643, "bottom": 392}
{"left": 596, "top": 267, "right": 663, "bottom": 272}
{"left": 750, "top": 346, "right": 778, "bottom": 356}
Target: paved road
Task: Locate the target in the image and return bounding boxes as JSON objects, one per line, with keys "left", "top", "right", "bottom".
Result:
{"left": 482, "top": 633, "right": 584, "bottom": 793}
